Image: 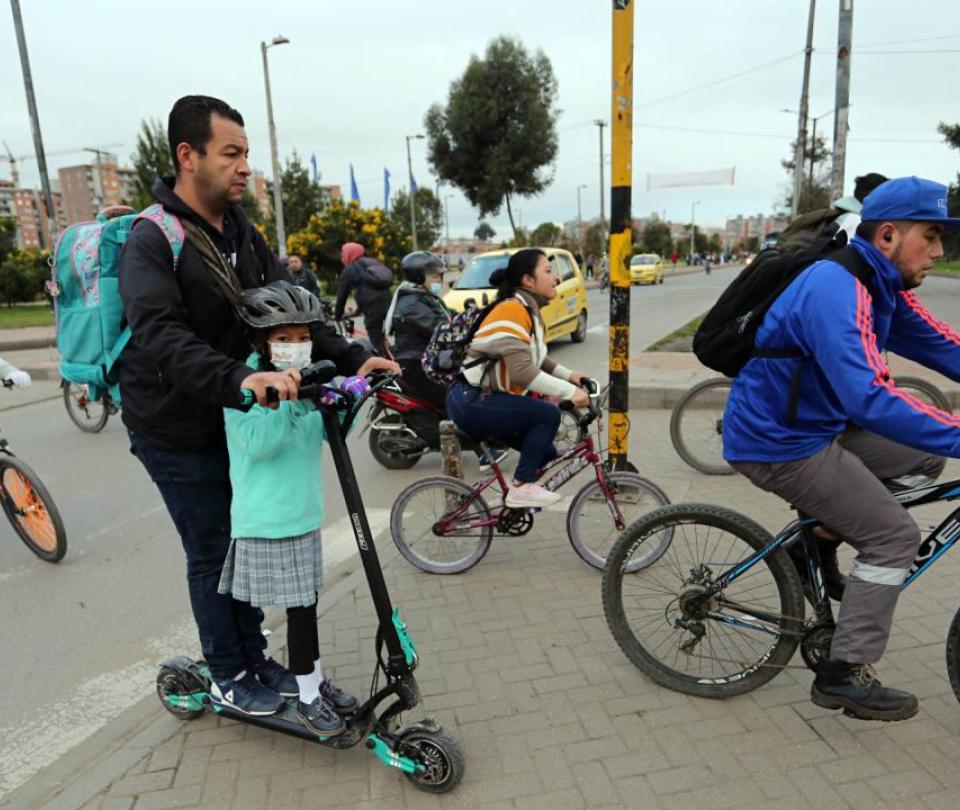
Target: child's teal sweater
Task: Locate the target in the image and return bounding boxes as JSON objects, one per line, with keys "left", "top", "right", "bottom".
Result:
{"left": 224, "top": 354, "right": 326, "bottom": 539}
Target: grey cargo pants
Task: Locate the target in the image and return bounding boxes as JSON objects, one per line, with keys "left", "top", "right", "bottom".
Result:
{"left": 733, "top": 428, "right": 945, "bottom": 664}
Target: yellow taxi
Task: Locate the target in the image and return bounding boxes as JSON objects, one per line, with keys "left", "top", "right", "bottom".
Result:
{"left": 444, "top": 247, "right": 589, "bottom": 342}
{"left": 629, "top": 253, "right": 665, "bottom": 285}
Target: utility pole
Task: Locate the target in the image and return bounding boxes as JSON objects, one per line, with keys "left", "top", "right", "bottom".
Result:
{"left": 689, "top": 200, "right": 700, "bottom": 261}
{"left": 10, "top": 0, "right": 56, "bottom": 247}
{"left": 595, "top": 119, "right": 607, "bottom": 245}
{"left": 444, "top": 194, "right": 452, "bottom": 254}
{"left": 607, "top": 0, "right": 634, "bottom": 472}
{"left": 261, "top": 35, "right": 290, "bottom": 259}
{"left": 791, "top": 0, "right": 816, "bottom": 217}
{"left": 576, "top": 184, "right": 587, "bottom": 251}
{"left": 405, "top": 134, "right": 424, "bottom": 250}
{"left": 831, "top": 0, "right": 854, "bottom": 201}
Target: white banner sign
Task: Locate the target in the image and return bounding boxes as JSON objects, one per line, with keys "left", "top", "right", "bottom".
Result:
{"left": 645, "top": 167, "right": 736, "bottom": 191}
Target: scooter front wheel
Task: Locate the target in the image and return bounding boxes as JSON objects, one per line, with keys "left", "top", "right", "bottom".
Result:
{"left": 398, "top": 730, "right": 465, "bottom": 793}
{"left": 390, "top": 476, "right": 493, "bottom": 574}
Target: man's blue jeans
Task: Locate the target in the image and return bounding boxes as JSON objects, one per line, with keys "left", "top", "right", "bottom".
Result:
{"left": 129, "top": 432, "right": 266, "bottom": 680}
{"left": 446, "top": 380, "right": 559, "bottom": 483}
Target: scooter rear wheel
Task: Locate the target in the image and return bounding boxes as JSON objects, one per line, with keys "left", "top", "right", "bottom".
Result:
{"left": 398, "top": 730, "right": 465, "bottom": 793}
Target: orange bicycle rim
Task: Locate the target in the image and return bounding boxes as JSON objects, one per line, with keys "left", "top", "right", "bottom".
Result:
{"left": 3, "top": 467, "right": 57, "bottom": 552}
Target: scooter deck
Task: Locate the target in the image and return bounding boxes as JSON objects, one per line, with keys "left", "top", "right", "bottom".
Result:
{"left": 211, "top": 699, "right": 368, "bottom": 747}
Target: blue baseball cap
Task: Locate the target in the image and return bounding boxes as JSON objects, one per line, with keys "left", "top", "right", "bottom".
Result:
{"left": 860, "top": 176, "right": 960, "bottom": 231}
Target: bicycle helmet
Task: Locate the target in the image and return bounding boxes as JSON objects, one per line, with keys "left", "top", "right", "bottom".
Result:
{"left": 400, "top": 251, "right": 445, "bottom": 285}
{"left": 236, "top": 280, "right": 323, "bottom": 329}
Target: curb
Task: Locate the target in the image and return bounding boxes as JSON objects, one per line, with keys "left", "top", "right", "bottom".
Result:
{"left": 0, "top": 337, "right": 55, "bottom": 351}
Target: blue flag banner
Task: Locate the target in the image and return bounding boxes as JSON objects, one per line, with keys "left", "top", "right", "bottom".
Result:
{"left": 310, "top": 153, "right": 319, "bottom": 183}
{"left": 410, "top": 172, "right": 418, "bottom": 194}
{"left": 384, "top": 167, "right": 391, "bottom": 213}
{"left": 350, "top": 164, "right": 361, "bottom": 204}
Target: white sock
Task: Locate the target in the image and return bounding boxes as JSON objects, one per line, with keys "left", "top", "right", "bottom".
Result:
{"left": 296, "top": 659, "right": 324, "bottom": 704}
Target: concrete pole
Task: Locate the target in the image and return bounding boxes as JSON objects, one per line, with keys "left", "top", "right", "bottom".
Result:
{"left": 595, "top": 119, "right": 607, "bottom": 245}
{"left": 689, "top": 200, "right": 699, "bottom": 261}
{"left": 831, "top": 0, "right": 854, "bottom": 201}
{"left": 577, "top": 184, "right": 586, "bottom": 250}
{"left": 792, "top": 0, "right": 816, "bottom": 216}
{"left": 261, "top": 39, "right": 288, "bottom": 259}
{"left": 405, "top": 135, "right": 420, "bottom": 251}
{"left": 607, "top": 0, "right": 634, "bottom": 472}
{"left": 10, "top": 0, "right": 56, "bottom": 247}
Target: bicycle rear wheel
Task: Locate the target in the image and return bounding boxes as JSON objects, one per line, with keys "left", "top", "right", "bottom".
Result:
{"left": 602, "top": 503, "right": 804, "bottom": 698}
{"left": 669, "top": 378, "right": 734, "bottom": 475}
{"left": 0, "top": 454, "right": 67, "bottom": 562}
{"left": 566, "top": 471, "right": 671, "bottom": 572}
{"left": 63, "top": 381, "right": 110, "bottom": 433}
{"left": 896, "top": 375, "right": 952, "bottom": 413}
{"left": 390, "top": 476, "right": 493, "bottom": 574}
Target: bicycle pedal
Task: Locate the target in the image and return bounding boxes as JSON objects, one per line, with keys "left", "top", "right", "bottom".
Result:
{"left": 523, "top": 507, "right": 542, "bottom": 514}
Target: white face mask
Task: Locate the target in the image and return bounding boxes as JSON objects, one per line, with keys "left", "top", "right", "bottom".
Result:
{"left": 269, "top": 341, "right": 312, "bottom": 370}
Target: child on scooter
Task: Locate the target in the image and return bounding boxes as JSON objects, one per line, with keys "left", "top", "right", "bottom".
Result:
{"left": 218, "top": 280, "right": 358, "bottom": 736}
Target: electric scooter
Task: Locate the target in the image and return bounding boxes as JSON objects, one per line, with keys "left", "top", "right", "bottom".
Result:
{"left": 154, "top": 362, "right": 465, "bottom": 794}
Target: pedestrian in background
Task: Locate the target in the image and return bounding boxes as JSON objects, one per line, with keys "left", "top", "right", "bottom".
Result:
{"left": 334, "top": 242, "right": 394, "bottom": 355}
{"left": 287, "top": 254, "right": 320, "bottom": 297}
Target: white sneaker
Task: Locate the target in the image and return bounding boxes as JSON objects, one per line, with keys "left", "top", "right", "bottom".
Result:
{"left": 504, "top": 483, "right": 562, "bottom": 508}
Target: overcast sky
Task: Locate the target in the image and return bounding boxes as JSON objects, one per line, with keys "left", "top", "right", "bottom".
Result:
{"left": 2, "top": 1, "right": 958, "bottom": 237}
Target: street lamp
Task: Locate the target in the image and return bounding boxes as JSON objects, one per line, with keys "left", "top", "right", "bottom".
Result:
{"left": 576, "top": 184, "right": 587, "bottom": 250}
{"left": 594, "top": 120, "right": 607, "bottom": 246}
{"left": 443, "top": 194, "right": 453, "bottom": 255}
{"left": 781, "top": 107, "right": 835, "bottom": 200}
{"left": 690, "top": 200, "right": 701, "bottom": 262}
{"left": 405, "top": 134, "right": 425, "bottom": 250}
{"left": 261, "top": 35, "right": 290, "bottom": 259}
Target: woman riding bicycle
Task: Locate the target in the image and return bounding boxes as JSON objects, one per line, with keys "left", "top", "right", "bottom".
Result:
{"left": 446, "top": 248, "right": 590, "bottom": 509}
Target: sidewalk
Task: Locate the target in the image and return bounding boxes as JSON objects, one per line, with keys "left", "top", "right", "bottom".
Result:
{"left": 8, "top": 408, "right": 960, "bottom": 810}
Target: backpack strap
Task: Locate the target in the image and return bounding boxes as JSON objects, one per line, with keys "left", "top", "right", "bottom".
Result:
{"left": 107, "top": 205, "right": 187, "bottom": 373}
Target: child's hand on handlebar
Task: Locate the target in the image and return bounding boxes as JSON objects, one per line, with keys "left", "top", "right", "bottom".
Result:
{"left": 571, "top": 387, "right": 590, "bottom": 408}
{"left": 240, "top": 369, "right": 301, "bottom": 407}
{"left": 357, "top": 357, "right": 401, "bottom": 377}
{"left": 570, "top": 371, "right": 590, "bottom": 386}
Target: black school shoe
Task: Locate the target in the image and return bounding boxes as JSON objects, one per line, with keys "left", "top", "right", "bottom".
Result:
{"left": 811, "top": 660, "right": 918, "bottom": 721}
{"left": 253, "top": 657, "right": 299, "bottom": 698}
{"left": 787, "top": 536, "right": 847, "bottom": 602}
{"left": 320, "top": 679, "right": 359, "bottom": 714}
{"left": 297, "top": 695, "right": 346, "bottom": 736}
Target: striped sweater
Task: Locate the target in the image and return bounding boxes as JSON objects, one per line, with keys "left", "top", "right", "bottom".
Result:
{"left": 463, "top": 290, "right": 578, "bottom": 399}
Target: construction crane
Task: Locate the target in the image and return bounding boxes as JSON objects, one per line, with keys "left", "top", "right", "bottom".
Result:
{"left": 0, "top": 142, "right": 124, "bottom": 186}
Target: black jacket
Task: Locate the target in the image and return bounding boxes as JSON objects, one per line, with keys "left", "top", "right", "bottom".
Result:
{"left": 389, "top": 285, "right": 451, "bottom": 361}
{"left": 334, "top": 257, "right": 393, "bottom": 320}
{"left": 290, "top": 266, "right": 320, "bottom": 297}
{"left": 118, "top": 178, "right": 368, "bottom": 450}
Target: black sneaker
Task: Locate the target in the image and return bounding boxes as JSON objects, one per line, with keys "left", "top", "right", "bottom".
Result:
{"left": 253, "top": 657, "right": 298, "bottom": 698}
{"left": 297, "top": 695, "right": 346, "bottom": 736}
{"left": 787, "top": 536, "right": 846, "bottom": 602}
{"left": 320, "top": 679, "right": 359, "bottom": 714}
{"left": 210, "top": 671, "right": 284, "bottom": 716}
{"left": 811, "top": 659, "right": 918, "bottom": 721}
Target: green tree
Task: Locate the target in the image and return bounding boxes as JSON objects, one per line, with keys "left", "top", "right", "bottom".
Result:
{"left": 130, "top": 118, "right": 173, "bottom": 210}
{"left": 0, "top": 248, "right": 47, "bottom": 305}
{"left": 638, "top": 221, "right": 672, "bottom": 257}
{"left": 782, "top": 134, "right": 832, "bottom": 215}
{"left": 425, "top": 36, "right": 559, "bottom": 241}
{"left": 530, "top": 222, "right": 562, "bottom": 247}
{"left": 0, "top": 217, "right": 17, "bottom": 261}
{"left": 938, "top": 122, "right": 960, "bottom": 259}
{"left": 267, "top": 151, "right": 328, "bottom": 244}
{"left": 389, "top": 187, "right": 444, "bottom": 249}
{"left": 582, "top": 222, "right": 604, "bottom": 257}
{"left": 474, "top": 221, "right": 495, "bottom": 242}
{"left": 239, "top": 190, "right": 264, "bottom": 226}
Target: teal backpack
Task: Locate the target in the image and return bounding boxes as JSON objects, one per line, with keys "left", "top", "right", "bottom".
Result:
{"left": 53, "top": 204, "right": 184, "bottom": 403}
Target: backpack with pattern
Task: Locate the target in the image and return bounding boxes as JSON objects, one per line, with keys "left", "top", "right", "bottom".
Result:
{"left": 421, "top": 301, "right": 496, "bottom": 386}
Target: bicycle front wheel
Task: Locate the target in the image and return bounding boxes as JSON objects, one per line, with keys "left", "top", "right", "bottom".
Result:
{"left": 602, "top": 504, "right": 804, "bottom": 698}
{"left": 669, "top": 378, "right": 734, "bottom": 475}
{"left": 63, "top": 381, "right": 110, "bottom": 433}
{"left": 566, "top": 471, "right": 671, "bottom": 572}
{"left": 896, "top": 375, "right": 952, "bottom": 413}
{"left": 390, "top": 476, "right": 493, "bottom": 574}
{"left": 0, "top": 454, "right": 67, "bottom": 562}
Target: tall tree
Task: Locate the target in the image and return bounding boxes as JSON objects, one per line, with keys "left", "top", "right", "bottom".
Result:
{"left": 267, "top": 151, "right": 328, "bottom": 243}
{"left": 474, "top": 221, "right": 495, "bottom": 242}
{"left": 781, "top": 134, "right": 832, "bottom": 215}
{"left": 0, "top": 217, "right": 17, "bottom": 261}
{"left": 130, "top": 118, "right": 173, "bottom": 210}
{"left": 938, "top": 122, "right": 960, "bottom": 259}
{"left": 639, "top": 221, "right": 673, "bottom": 257}
{"left": 389, "top": 187, "right": 444, "bottom": 249}
{"left": 530, "top": 222, "right": 562, "bottom": 247}
{"left": 425, "top": 36, "right": 559, "bottom": 241}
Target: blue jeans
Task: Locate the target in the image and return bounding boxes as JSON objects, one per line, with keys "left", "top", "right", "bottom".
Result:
{"left": 129, "top": 432, "right": 267, "bottom": 680}
{"left": 446, "top": 380, "right": 559, "bottom": 483}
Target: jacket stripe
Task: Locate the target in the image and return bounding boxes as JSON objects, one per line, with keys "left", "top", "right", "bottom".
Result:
{"left": 899, "top": 290, "right": 960, "bottom": 348}
{"left": 856, "top": 281, "right": 960, "bottom": 428}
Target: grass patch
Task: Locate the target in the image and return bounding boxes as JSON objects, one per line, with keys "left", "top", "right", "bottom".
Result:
{"left": 648, "top": 313, "right": 704, "bottom": 352}
{"left": 0, "top": 304, "right": 54, "bottom": 330}
{"left": 933, "top": 260, "right": 960, "bottom": 276}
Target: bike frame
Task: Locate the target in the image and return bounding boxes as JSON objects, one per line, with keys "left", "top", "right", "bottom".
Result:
{"left": 694, "top": 476, "right": 960, "bottom": 640}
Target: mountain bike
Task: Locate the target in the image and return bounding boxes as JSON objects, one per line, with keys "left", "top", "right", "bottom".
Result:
{"left": 670, "top": 375, "right": 951, "bottom": 476}
{"left": 390, "top": 379, "right": 671, "bottom": 574}
{"left": 602, "top": 476, "right": 960, "bottom": 701}
{"left": 1, "top": 381, "right": 67, "bottom": 561}
{"left": 62, "top": 379, "right": 119, "bottom": 433}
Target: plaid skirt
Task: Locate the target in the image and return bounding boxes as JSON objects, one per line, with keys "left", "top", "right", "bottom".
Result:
{"left": 218, "top": 529, "right": 323, "bottom": 609}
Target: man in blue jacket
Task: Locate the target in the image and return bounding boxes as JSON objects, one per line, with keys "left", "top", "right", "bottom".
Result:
{"left": 724, "top": 177, "right": 960, "bottom": 721}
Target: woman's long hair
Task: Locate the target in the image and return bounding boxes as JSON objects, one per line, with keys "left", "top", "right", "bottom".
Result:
{"left": 492, "top": 248, "right": 547, "bottom": 301}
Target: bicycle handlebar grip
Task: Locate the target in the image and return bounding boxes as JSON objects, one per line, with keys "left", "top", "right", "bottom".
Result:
{"left": 238, "top": 387, "right": 280, "bottom": 410}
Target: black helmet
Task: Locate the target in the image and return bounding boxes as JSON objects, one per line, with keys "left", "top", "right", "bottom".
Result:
{"left": 400, "top": 251, "right": 445, "bottom": 284}
{"left": 236, "top": 280, "right": 323, "bottom": 329}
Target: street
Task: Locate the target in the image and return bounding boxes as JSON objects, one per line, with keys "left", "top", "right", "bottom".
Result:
{"left": 5, "top": 265, "right": 960, "bottom": 798}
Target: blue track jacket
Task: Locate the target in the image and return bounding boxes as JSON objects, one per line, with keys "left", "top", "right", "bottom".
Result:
{"left": 723, "top": 237, "right": 960, "bottom": 463}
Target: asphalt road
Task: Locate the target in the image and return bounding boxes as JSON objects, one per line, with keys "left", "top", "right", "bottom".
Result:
{"left": 4, "top": 264, "right": 960, "bottom": 797}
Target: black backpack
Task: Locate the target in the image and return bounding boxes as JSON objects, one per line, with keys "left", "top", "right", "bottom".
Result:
{"left": 357, "top": 257, "right": 394, "bottom": 290}
{"left": 693, "top": 233, "right": 871, "bottom": 378}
